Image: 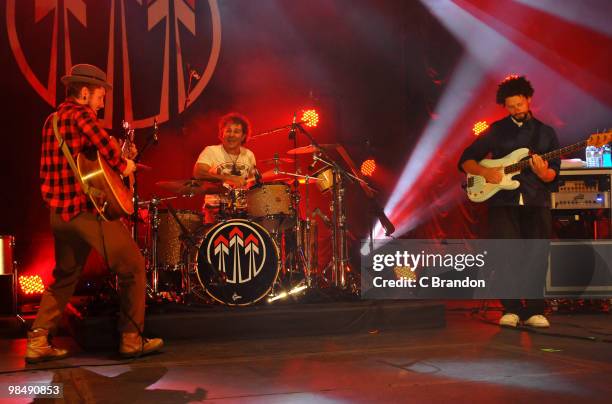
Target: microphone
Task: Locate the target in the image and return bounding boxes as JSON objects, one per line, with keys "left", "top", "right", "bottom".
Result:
{"left": 153, "top": 117, "right": 159, "bottom": 144}
{"left": 308, "top": 153, "right": 319, "bottom": 171}
{"left": 312, "top": 207, "right": 332, "bottom": 228}
{"left": 288, "top": 112, "right": 297, "bottom": 140}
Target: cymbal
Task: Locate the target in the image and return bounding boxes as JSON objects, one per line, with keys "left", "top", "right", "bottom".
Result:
{"left": 155, "top": 179, "right": 225, "bottom": 196}
{"left": 260, "top": 170, "right": 319, "bottom": 185}
{"left": 286, "top": 144, "right": 336, "bottom": 155}
{"left": 136, "top": 163, "right": 152, "bottom": 171}
{"left": 258, "top": 157, "right": 295, "bottom": 164}
{"left": 261, "top": 169, "right": 292, "bottom": 183}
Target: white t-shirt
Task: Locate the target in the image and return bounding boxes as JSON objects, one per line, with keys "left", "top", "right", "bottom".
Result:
{"left": 196, "top": 144, "right": 256, "bottom": 206}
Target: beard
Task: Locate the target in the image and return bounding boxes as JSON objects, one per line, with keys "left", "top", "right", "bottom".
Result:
{"left": 512, "top": 111, "right": 531, "bottom": 122}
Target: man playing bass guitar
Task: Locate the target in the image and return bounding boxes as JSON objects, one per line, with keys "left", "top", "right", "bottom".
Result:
{"left": 458, "top": 75, "right": 560, "bottom": 328}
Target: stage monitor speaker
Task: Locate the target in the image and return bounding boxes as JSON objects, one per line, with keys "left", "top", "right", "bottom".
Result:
{"left": 546, "top": 240, "right": 612, "bottom": 297}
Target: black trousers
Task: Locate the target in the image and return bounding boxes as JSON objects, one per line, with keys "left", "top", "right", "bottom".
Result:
{"left": 488, "top": 206, "right": 551, "bottom": 320}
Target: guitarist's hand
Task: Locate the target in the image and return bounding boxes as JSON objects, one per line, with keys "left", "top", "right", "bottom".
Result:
{"left": 529, "top": 154, "right": 549, "bottom": 178}
{"left": 483, "top": 167, "right": 503, "bottom": 184}
{"left": 120, "top": 140, "right": 138, "bottom": 160}
{"left": 122, "top": 159, "right": 137, "bottom": 176}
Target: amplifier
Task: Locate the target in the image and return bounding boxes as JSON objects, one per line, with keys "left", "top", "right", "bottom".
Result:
{"left": 551, "top": 169, "right": 612, "bottom": 211}
{"left": 546, "top": 240, "right": 612, "bottom": 297}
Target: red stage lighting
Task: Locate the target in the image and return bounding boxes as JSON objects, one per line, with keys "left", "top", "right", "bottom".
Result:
{"left": 472, "top": 120, "right": 489, "bottom": 136}
{"left": 19, "top": 275, "right": 45, "bottom": 295}
{"left": 301, "top": 109, "right": 319, "bottom": 128}
{"left": 360, "top": 159, "right": 376, "bottom": 177}
{"left": 502, "top": 74, "right": 519, "bottom": 82}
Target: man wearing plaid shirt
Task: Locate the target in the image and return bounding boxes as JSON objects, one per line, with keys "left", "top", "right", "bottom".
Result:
{"left": 26, "top": 64, "right": 163, "bottom": 363}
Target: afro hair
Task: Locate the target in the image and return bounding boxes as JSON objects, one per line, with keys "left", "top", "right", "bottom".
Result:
{"left": 496, "top": 75, "right": 534, "bottom": 105}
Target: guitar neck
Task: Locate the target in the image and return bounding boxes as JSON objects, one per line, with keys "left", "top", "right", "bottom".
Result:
{"left": 503, "top": 140, "right": 587, "bottom": 174}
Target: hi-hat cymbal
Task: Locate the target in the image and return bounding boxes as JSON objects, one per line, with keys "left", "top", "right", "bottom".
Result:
{"left": 286, "top": 144, "right": 336, "bottom": 155}
{"left": 155, "top": 179, "right": 224, "bottom": 196}
{"left": 258, "top": 157, "right": 295, "bottom": 164}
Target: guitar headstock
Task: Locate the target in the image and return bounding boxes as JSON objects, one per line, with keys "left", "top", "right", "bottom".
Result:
{"left": 587, "top": 129, "right": 612, "bottom": 147}
{"left": 120, "top": 120, "right": 137, "bottom": 159}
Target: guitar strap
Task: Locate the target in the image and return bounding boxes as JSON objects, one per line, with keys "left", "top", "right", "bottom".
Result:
{"left": 52, "top": 113, "right": 105, "bottom": 199}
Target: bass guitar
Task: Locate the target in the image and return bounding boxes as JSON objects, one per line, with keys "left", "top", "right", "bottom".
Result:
{"left": 465, "top": 130, "right": 611, "bottom": 203}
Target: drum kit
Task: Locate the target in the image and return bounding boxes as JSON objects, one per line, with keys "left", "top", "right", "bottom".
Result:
{"left": 126, "top": 119, "right": 392, "bottom": 307}
{"left": 131, "top": 147, "right": 329, "bottom": 306}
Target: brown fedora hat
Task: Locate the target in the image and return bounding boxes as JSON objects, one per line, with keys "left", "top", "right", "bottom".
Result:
{"left": 61, "top": 64, "right": 112, "bottom": 89}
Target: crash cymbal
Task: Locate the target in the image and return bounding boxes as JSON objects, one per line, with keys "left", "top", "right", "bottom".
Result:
{"left": 155, "top": 179, "right": 225, "bottom": 196}
{"left": 286, "top": 145, "right": 319, "bottom": 155}
{"left": 286, "top": 144, "right": 336, "bottom": 155}
{"left": 258, "top": 157, "right": 296, "bottom": 164}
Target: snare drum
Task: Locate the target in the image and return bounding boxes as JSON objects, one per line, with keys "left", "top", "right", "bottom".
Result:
{"left": 196, "top": 219, "right": 280, "bottom": 306}
{"left": 247, "top": 183, "right": 294, "bottom": 231}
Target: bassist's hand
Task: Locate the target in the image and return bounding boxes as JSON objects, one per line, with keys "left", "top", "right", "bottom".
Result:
{"left": 529, "top": 154, "right": 548, "bottom": 178}
{"left": 482, "top": 166, "right": 503, "bottom": 184}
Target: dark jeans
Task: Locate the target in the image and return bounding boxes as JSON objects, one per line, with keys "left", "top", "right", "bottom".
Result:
{"left": 488, "top": 206, "right": 551, "bottom": 320}
{"left": 33, "top": 212, "right": 145, "bottom": 333}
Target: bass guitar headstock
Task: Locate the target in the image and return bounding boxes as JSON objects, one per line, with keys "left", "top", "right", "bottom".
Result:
{"left": 587, "top": 129, "right": 612, "bottom": 147}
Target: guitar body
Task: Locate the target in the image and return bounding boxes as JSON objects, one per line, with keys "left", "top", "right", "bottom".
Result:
{"left": 77, "top": 149, "right": 134, "bottom": 221}
{"left": 466, "top": 148, "right": 529, "bottom": 202}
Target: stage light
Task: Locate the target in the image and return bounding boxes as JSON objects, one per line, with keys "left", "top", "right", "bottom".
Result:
{"left": 301, "top": 109, "right": 319, "bottom": 128}
{"left": 19, "top": 275, "right": 45, "bottom": 295}
{"left": 267, "top": 284, "right": 307, "bottom": 303}
{"left": 502, "top": 74, "right": 519, "bottom": 82}
{"left": 393, "top": 265, "right": 416, "bottom": 281}
{"left": 360, "top": 159, "right": 377, "bottom": 177}
{"left": 472, "top": 121, "right": 489, "bottom": 136}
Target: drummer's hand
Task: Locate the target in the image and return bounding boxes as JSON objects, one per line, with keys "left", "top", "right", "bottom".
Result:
{"left": 224, "top": 175, "right": 247, "bottom": 188}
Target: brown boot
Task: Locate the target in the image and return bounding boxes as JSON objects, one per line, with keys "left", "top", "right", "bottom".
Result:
{"left": 25, "top": 329, "right": 69, "bottom": 364}
{"left": 119, "top": 332, "right": 164, "bottom": 358}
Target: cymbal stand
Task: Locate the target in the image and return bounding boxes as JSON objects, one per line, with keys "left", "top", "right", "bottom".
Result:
{"left": 148, "top": 197, "right": 161, "bottom": 296}
{"left": 289, "top": 123, "right": 353, "bottom": 289}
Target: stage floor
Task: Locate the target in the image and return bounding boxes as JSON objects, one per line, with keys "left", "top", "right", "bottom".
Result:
{"left": 1, "top": 306, "right": 612, "bottom": 403}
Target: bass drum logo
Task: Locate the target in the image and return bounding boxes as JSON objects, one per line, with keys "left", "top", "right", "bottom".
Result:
{"left": 197, "top": 219, "right": 280, "bottom": 306}
{"left": 6, "top": 0, "right": 221, "bottom": 129}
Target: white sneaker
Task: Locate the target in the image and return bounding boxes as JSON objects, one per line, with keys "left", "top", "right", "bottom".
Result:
{"left": 499, "top": 313, "right": 520, "bottom": 327}
{"left": 524, "top": 314, "right": 550, "bottom": 328}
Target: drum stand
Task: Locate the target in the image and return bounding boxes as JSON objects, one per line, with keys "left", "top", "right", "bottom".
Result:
{"left": 270, "top": 164, "right": 319, "bottom": 287}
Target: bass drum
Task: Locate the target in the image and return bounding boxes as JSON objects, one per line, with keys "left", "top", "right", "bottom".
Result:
{"left": 196, "top": 219, "right": 280, "bottom": 306}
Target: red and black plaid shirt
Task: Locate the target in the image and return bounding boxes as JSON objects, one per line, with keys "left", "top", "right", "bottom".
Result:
{"left": 40, "top": 99, "right": 127, "bottom": 221}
